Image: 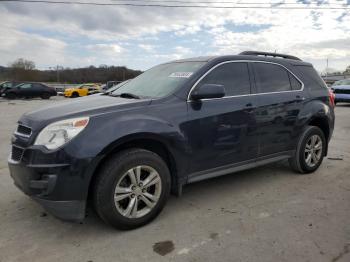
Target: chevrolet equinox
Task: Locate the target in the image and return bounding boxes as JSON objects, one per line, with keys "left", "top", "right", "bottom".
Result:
{"left": 9, "top": 51, "right": 335, "bottom": 229}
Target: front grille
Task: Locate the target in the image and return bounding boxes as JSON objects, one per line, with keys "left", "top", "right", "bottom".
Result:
{"left": 334, "top": 89, "right": 350, "bottom": 94}
{"left": 16, "top": 124, "right": 32, "bottom": 137}
{"left": 11, "top": 146, "right": 24, "bottom": 162}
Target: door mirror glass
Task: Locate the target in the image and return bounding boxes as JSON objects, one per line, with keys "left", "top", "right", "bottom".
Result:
{"left": 190, "top": 84, "right": 225, "bottom": 100}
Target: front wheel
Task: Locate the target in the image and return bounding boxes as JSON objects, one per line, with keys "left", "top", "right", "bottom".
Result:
{"left": 71, "top": 92, "right": 79, "bottom": 98}
{"left": 6, "top": 92, "right": 16, "bottom": 99}
{"left": 93, "top": 149, "right": 171, "bottom": 229}
{"left": 289, "top": 126, "right": 326, "bottom": 174}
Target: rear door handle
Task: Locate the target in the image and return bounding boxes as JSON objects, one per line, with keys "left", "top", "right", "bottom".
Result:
{"left": 295, "top": 95, "right": 305, "bottom": 101}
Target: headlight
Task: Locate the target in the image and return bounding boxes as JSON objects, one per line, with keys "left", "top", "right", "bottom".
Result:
{"left": 34, "top": 117, "right": 89, "bottom": 150}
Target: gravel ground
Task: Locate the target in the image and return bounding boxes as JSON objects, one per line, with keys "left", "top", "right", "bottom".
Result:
{"left": 0, "top": 97, "right": 349, "bottom": 262}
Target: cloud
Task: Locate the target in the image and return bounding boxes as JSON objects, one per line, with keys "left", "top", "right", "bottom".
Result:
{"left": 86, "top": 44, "right": 124, "bottom": 55}
{"left": 138, "top": 44, "right": 155, "bottom": 52}
{"left": 0, "top": 24, "right": 67, "bottom": 67}
{"left": 1, "top": 1, "right": 350, "bottom": 71}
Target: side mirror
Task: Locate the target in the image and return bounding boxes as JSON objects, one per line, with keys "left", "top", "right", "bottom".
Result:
{"left": 190, "top": 84, "right": 225, "bottom": 100}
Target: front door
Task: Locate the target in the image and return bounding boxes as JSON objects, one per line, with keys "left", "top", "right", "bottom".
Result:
{"left": 17, "top": 83, "right": 33, "bottom": 97}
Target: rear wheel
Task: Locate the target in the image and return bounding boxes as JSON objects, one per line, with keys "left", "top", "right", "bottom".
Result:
{"left": 93, "top": 149, "right": 171, "bottom": 229}
{"left": 289, "top": 126, "right": 326, "bottom": 174}
{"left": 41, "top": 92, "right": 51, "bottom": 99}
{"left": 71, "top": 92, "right": 79, "bottom": 98}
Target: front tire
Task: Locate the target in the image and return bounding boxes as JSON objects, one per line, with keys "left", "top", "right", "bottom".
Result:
{"left": 289, "top": 126, "right": 326, "bottom": 174}
{"left": 71, "top": 92, "right": 79, "bottom": 98}
{"left": 6, "top": 92, "right": 16, "bottom": 99}
{"left": 93, "top": 149, "right": 171, "bottom": 230}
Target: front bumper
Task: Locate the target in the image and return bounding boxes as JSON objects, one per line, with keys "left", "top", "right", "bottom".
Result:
{"left": 8, "top": 136, "right": 101, "bottom": 222}
{"left": 8, "top": 157, "right": 87, "bottom": 221}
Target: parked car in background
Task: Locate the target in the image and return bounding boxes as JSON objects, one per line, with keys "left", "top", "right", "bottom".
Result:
{"left": 9, "top": 51, "right": 335, "bottom": 229}
{"left": 331, "top": 79, "right": 350, "bottom": 104}
{"left": 102, "top": 80, "right": 129, "bottom": 94}
{"left": 101, "top": 81, "right": 122, "bottom": 92}
{"left": 3, "top": 82, "right": 57, "bottom": 99}
{"left": 64, "top": 83, "right": 100, "bottom": 98}
{"left": 0, "top": 81, "right": 23, "bottom": 96}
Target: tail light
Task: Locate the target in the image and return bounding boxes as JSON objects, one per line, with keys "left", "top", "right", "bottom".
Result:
{"left": 328, "top": 89, "right": 335, "bottom": 107}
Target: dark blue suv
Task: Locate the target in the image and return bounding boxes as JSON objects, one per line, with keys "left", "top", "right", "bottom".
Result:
{"left": 8, "top": 51, "right": 335, "bottom": 229}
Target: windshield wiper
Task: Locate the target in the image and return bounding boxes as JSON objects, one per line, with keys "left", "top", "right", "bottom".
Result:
{"left": 110, "top": 93, "right": 140, "bottom": 99}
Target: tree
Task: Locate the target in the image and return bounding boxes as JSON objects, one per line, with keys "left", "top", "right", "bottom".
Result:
{"left": 8, "top": 58, "right": 37, "bottom": 81}
{"left": 344, "top": 65, "right": 350, "bottom": 74}
{"left": 10, "top": 58, "right": 35, "bottom": 70}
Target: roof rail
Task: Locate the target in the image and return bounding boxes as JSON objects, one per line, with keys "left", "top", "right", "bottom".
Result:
{"left": 239, "top": 51, "right": 302, "bottom": 61}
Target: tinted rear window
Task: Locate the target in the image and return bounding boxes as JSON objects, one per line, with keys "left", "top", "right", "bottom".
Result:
{"left": 289, "top": 73, "right": 302, "bottom": 90}
{"left": 295, "top": 65, "right": 327, "bottom": 90}
{"left": 253, "top": 63, "right": 292, "bottom": 93}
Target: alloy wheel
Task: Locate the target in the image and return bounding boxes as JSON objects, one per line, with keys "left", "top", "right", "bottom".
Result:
{"left": 114, "top": 165, "right": 162, "bottom": 218}
{"left": 304, "top": 134, "right": 323, "bottom": 168}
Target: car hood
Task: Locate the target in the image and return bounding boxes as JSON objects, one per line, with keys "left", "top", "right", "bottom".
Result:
{"left": 20, "top": 94, "right": 152, "bottom": 127}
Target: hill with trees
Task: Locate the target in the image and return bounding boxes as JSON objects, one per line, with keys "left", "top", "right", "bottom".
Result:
{"left": 0, "top": 58, "right": 142, "bottom": 84}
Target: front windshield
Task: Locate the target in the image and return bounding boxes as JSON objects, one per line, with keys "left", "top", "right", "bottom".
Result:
{"left": 333, "top": 79, "right": 350, "bottom": 86}
{"left": 111, "top": 61, "right": 205, "bottom": 98}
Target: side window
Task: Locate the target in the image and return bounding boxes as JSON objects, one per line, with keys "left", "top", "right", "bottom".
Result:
{"left": 197, "top": 62, "right": 251, "bottom": 96}
{"left": 289, "top": 73, "right": 302, "bottom": 90}
{"left": 18, "top": 83, "right": 32, "bottom": 89}
{"left": 33, "top": 83, "right": 43, "bottom": 89}
{"left": 254, "top": 63, "right": 292, "bottom": 93}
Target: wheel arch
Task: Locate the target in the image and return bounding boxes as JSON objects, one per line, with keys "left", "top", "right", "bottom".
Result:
{"left": 87, "top": 133, "right": 181, "bottom": 203}
{"left": 307, "top": 115, "right": 330, "bottom": 155}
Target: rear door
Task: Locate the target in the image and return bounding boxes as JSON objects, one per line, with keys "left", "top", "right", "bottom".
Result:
{"left": 252, "top": 62, "right": 304, "bottom": 157}
{"left": 185, "top": 62, "right": 259, "bottom": 175}
{"left": 32, "top": 83, "right": 45, "bottom": 97}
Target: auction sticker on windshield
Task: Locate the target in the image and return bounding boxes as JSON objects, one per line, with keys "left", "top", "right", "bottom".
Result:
{"left": 169, "top": 72, "right": 193, "bottom": 78}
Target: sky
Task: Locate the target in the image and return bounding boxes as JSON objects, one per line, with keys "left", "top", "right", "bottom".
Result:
{"left": 0, "top": 0, "right": 350, "bottom": 72}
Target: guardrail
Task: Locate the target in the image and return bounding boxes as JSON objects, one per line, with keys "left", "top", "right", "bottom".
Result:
{"left": 44, "top": 83, "right": 81, "bottom": 92}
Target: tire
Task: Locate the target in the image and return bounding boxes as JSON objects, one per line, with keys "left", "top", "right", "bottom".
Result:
{"left": 6, "top": 92, "right": 16, "bottom": 99}
{"left": 93, "top": 148, "right": 171, "bottom": 230}
{"left": 289, "top": 126, "right": 326, "bottom": 174}
{"left": 41, "top": 92, "right": 51, "bottom": 99}
{"left": 71, "top": 92, "right": 79, "bottom": 98}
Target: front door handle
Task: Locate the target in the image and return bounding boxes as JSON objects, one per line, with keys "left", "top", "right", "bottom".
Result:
{"left": 244, "top": 103, "right": 256, "bottom": 113}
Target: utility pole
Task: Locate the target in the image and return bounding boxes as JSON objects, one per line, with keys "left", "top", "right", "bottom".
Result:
{"left": 56, "top": 65, "right": 63, "bottom": 83}
{"left": 326, "top": 58, "right": 329, "bottom": 78}
{"left": 49, "top": 66, "right": 62, "bottom": 83}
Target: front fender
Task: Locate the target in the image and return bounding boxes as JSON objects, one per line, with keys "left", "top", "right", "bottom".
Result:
{"left": 65, "top": 111, "right": 189, "bottom": 182}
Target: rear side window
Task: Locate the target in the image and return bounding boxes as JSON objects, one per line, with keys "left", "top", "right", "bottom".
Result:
{"left": 253, "top": 63, "right": 292, "bottom": 93}
{"left": 289, "top": 73, "right": 302, "bottom": 90}
{"left": 296, "top": 66, "right": 327, "bottom": 90}
{"left": 197, "top": 62, "right": 251, "bottom": 96}
{"left": 33, "top": 84, "right": 43, "bottom": 89}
